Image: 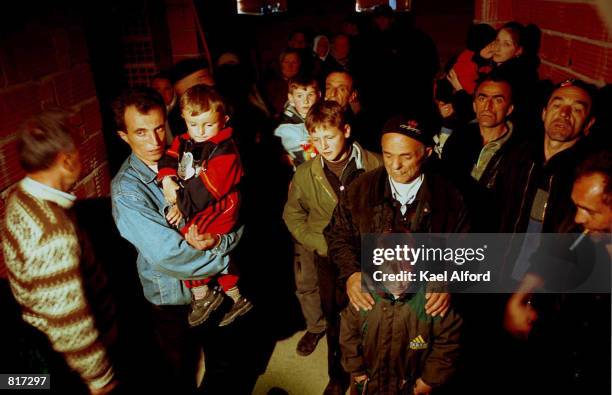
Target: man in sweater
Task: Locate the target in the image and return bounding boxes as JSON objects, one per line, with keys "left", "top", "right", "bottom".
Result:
{"left": 1, "top": 109, "right": 117, "bottom": 395}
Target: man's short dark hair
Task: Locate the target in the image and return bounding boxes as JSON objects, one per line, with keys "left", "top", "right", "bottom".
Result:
{"left": 576, "top": 150, "right": 612, "bottom": 205}
{"left": 112, "top": 87, "right": 165, "bottom": 132}
{"left": 18, "top": 108, "right": 77, "bottom": 173}
{"left": 474, "top": 72, "right": 513, "bottom": 101}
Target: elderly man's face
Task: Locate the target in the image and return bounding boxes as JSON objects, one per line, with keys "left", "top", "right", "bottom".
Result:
{"left": 543, "top": 85, "right": 594, "bottom": 144}
{"left": 572, "top": 173, "right": 612, "bottom": 234}
{"left": 382, "top": 133, "right": 431, "bottom": 184}
{"left": 325, "top": 72, "right": 355, "bottom": 109}
{"left": 118, "top": 106, "right": 166, "bottom": 166}
{"left": 473, "top": 80, "right": 513, "bottom": 129}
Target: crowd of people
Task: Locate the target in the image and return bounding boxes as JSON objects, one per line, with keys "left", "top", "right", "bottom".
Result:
{"left": 2, "top": 4, "right": 611, "bottom": 395}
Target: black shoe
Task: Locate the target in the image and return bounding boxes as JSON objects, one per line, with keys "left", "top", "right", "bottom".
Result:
{"left": 218, "top": 296, "right": 253, "bottom": 327}
{"left": 296, "top": 331, "right": 325, "bottom": 356}
{"left": 188, "top": 288, "right": 224, "bottom": 327}
{"left": 322, "top": 379, "right": 347, "bottom": 395}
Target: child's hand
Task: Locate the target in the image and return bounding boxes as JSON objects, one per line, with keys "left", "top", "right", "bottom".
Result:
{"left": 166, "top": 204, "right": 183, "bottom": 227}
{"left": 446, "top": 68, "right": 463, "bottom": 92}
{"left": 162, "top": 177, "right": 180, "bottom": 204}
{"left": 480, "top": 40, "right": 497, "bottom": 60}
{"left": 413, "top": 378, "right": 432, "bottom": 395}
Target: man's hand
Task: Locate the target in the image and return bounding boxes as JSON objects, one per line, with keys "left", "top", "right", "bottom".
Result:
{"left": 165, "top": 204, "right": 183, "bottom": 227}
{"left": 346, "top": 272, "right": 374, "bottom": 311}
{"left": 425, "top": 292, "right": 451, "bottom": 317}
{"left": 413, "top": 378, "right": 432, "bottom": 395}
{"left": 89, "top": 379, "right": 118, "bottom": 395}
{"left": 185, "top": 225, "right": 219, "bottom": 251}
{"left": 504, "top": 292, "right": 537, "bottom": 339}
{"left": 162, "top": 177, "right": 180, "bottom": 204}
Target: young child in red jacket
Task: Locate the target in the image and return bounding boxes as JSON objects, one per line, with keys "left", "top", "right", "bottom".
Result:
{"left": 158, "top": 84, "right": 252, "bottom": 327}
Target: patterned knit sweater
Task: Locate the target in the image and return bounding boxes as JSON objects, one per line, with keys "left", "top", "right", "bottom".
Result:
{"left": 1, "top": 178, "right": 114, "bottom": 390}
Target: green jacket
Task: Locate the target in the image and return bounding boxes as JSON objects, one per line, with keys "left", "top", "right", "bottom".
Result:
{"left": 283, "top": 142, "right": 382, "bottom": 257}
{"left": 340, "top": 288, "right": 462, "bottom": 394}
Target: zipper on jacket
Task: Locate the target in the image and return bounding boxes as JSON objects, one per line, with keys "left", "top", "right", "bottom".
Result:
{"left": 315, "top": 175, "right": 337, "bottom": 203}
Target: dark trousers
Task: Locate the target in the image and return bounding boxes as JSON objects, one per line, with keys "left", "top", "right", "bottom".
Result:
{"left": 315, "top": 255, "right": 349, "bottom": 384}
{"left": 149, "top": 304, "right": 200, "bottom": 394}
{"left": 149, "top": 302, "right": 259, "bottom": 395}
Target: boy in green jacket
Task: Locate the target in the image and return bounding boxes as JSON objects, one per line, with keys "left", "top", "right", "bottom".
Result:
{"left": 283, "top": 100, "right": 382, "bottom": 393}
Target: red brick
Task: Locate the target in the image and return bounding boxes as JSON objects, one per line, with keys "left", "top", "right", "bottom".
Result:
{"left": 0, "top": 28, "right": 59, "bottom": 84}
{"left": 474, "top": 0, "right": 483, "bottom": 20}
{"left": 0, "top": 59, "right": 6, "bottom": 88}
{"left": 68, "top": 26, "right": 89, "bottom": 65}
{"left": 0, "top": 139, "right": 26, "bottom": 192}
{"left": 540, "top": 33, "right": 571, "bottom": 68}
{"left": 51, "top": 29, "right": 72, "bottom": 70}
{"left": 40, "top": 78, "right": 58, "bottom": 108}
{"left": 0, "top": 84, "right": 41, "bottom": 139}
{"left": 166, "top": 6, "right": 195, "bottom": 31}
{"left": 170, "top": 30, "right": 199, "bottom": 56}
{"left": 496, "top": 0, "right": 513, "bottom": 21}
{"left": 53, "top": 64, "right": 97, "bottom": 107}
{"left": 80, "top": 100, "right": 103, "bottom": 135}
{"left": 563, "top": 3, "right": 608, "bottom": 42}
{"left": 570, "top": 41, "right": 609, "bottom": 81}
{"left": 78, "top": 132, "right": 107, "bottom": 176}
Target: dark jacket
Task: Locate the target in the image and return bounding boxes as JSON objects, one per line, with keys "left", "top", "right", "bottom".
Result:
{"left": 494, "top": 138, "right": 588, "bottom": 234}
{"left": 441, "top": 121, "right": 522, "bottom": 230}
{"left": 324, "top": 166, "right": 470, "bottom": 282}
{"left": 340, "top": 288, "right": 462, "bottom": 394}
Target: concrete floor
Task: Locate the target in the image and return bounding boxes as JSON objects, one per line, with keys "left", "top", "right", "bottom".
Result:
{"left": 253, "top": 330, "right": 333, "bottom": 395}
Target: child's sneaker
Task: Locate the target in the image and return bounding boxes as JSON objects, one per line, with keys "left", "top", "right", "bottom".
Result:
{"left": 218, "top": 297, "right": 253, "bottom": 327}
{"left": 188, "top": 287, "right": 224, "bottom": 327}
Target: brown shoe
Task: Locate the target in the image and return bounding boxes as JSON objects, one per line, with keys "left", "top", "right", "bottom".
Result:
{"left": 296, "top": 331, "right": 325, "bottom": 356}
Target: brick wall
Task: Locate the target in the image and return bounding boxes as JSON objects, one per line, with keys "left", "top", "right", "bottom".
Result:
{"left": 0, "top": 18, "right": 110, "bottom": 277}
{"left": 474, "top": 0, "right": 611, "bottom": 85}
{"left": 165, "top": 0, "right": 201, "bottom": 64}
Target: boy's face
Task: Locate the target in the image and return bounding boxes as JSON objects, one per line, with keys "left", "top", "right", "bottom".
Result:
{"left": 310, "top": 124, "right": 350, "bottom": 163}
{"left": 183, "top": 109, "right": 228, "bottom": 142}
{"left": 289, "top": 86, "right": 319, "bottom": 118}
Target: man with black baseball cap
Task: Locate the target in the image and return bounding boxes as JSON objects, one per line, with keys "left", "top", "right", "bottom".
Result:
{"left": 323, "top": 114, "right": 469, "bottom": 393}
{"left": 324, "top": 113, "right": 469, "bottom": 314}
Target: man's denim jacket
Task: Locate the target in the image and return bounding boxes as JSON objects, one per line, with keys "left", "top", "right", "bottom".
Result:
{"left": 111, "top": 153, "right": 242, "bottom": 305}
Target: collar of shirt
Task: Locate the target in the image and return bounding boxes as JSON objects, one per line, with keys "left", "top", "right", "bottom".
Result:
{"left": 21, "top": 177, "right": 76, "bottom": 209}
{"left": 389, "top": 174, "right": 424, "bottom": 208}
{"left": 319, "top": 141, "right": 364, "bottom": 171}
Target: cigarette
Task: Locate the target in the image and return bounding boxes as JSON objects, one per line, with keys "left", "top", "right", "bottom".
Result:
{"left": 569, "top": 229, "right": 590, "bottom": 251}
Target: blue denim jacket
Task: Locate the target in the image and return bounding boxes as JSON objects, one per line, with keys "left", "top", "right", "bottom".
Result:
{"left": 111, "top": 153, "right": 242, "bottom": 306}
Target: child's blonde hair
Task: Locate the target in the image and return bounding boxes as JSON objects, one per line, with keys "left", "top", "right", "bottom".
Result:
{"left": 180, "top": 84, "right": 226, "bottom": 117}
